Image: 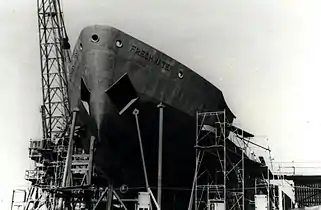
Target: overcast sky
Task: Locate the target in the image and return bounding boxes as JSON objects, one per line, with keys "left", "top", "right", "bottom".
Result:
{"left": 2, "top": 0, "right": 321, "bottom": 208}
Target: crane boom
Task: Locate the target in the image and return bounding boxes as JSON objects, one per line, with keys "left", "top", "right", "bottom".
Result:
{"left": 12, "top": 1, "right": 107, "bottom": 209}
{"left": 37, "top": 0, "right": 71, "bottom": 140}
{"left": 11, "top": 1, "right": 73, "bottom": 210}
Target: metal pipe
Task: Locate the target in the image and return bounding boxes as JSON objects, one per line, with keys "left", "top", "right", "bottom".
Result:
{"left": 242, "top": 135, "right": 245, "bottom": 210}
{"left": 106, "top": 184, "right": 113, "bottom": 210}
{"left": 86, "top": 136, "right": 96, "bottom": 210}
{"left": 242, "top": 128, "right": 245, "bottom": 210}
{"left": 266, "top": 166, "right": 270, "bottom": 210}
{"left": 157, "top": 103, "right": 165, "bottom": 209}
{"left": 195, "top": 111, "right": 199, "bottom": 210}
{"left": 223, "top": 110, "right": 227, "bottom": 209}
{"left": 188, "top": 150, "right": 200, "bottom": 210}
{"left": 113, "top": 190, "right": 128, "bottom": 210}
{"left": 87, "top": 136, "right": 95, "bottom": 185}
{"left": 240, "top": 137, "right": 270, "bottom": 151}
{"left": 188, "top": 111, "right": 199, "bottom": 210}
{"left": 59, "top": 109, "right": 78, "bottom": 209}
{"left": 148, "top": 187, "right": 160, "bottom": 210}
{"left": 62, "top": 109, "right": 78, "bottom": 187}
{"left": 255, "top": 179, "right": 257, "bottom": 194}
{"left": 92, "top": 187, "right": 108, "bottom": 210}
{"left": 133, "top": 109, "right": 161, "bottom": 210}
{"left": 10, "top": 190, "right": 15, "bottom": 210}
{"left": 133, "top": 109, "right": 150, "bottom": 190}
{"left": 278, "top": 186, "right": 283, "bottom": 210}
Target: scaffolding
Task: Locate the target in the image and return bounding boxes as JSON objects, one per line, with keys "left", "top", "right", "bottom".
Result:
{"left": 190, "top": 110, "right": 278, "bottom": 210}
{"left": 189, "top": 110, "right": 244, "bottom": 210}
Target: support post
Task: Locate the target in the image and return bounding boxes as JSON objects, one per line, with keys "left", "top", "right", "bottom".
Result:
{"left": 92, "top": 188, "right": 108, "bottom": 210}
{"left": 133, "top": 108, "right": 150, "bottom": 190}
{"left": 149, "top": 188, "right": 161, "bottom": 210}
{"left": 86, "top": 136, "right": 96, "bottom": 210}
{"left": 157, "top": 103, "right": 165, "bottom": 209}
{"left": 106, "top": 184, "right": 113, "bottom": 210}
{"left": 195, "top": 111, "right": 199, "bottom": 210}
{"left": 133, "top": 108, "right": 160, "bottom": 210}
{"left": 242, "top": 140, "right": 245, "bottom": 210}
{"left": 113, "top": 190, "right": 128, "bottom": 210}
{"left": 266, "top": 165, "right": 270, "bottom": 210}
{"left": 188, "top": 111, "right": 199, "bottom": 210}
{"left": 188, "top": 153, "right": 200, "bottom": 210}
{"left": 278, "top": 186, "right": 283, "bottom": 210}
{"left": 10, "top": 190, "right": 15, "bottom": 210}
{"left": 242, "top": 128, "right": 245, "bottom": 210}
{"left": 58, "top": 109, "right": 78, "bottom": 209}
{"left": 62, "top": 109, "right": 79, "bottom": 187}
{"left": 87, "top": 136, "right": 96, "bottom": 185}
{"left": 223, "top": 110, "right": 227, "bottom": 210}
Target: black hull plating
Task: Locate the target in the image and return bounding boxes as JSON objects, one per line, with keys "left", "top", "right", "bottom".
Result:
{"left": 78, "top": 94, "right": 197, "bottom": 209}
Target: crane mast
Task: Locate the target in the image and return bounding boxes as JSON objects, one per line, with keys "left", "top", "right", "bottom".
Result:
{"left": 37, "top": 0, "right": 71, "bottom": 140}
{"left": 11, "top": 0, "right": 74, "bottom": 209}
{"left": 11, "top": 1, "right": 107, "bottom": 208}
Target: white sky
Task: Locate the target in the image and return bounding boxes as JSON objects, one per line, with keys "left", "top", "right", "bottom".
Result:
{"left": 1, "top": 0, "right": 321, "bottom": 209}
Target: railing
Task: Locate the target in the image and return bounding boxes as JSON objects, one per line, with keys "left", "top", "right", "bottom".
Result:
{"left": 29, "top": 138, "right": 67, "bottom": 150}
{"left": 28, "top": 138, "right": 69, "bottom": 161}
{"left": 29, "top": 138, "right": 52, "bottom": 150}
{"left": 71, "top": 154, "right": 90, "bottom": 174}
{"left": 25, "top": 169, "right": 46, "bottom": 181}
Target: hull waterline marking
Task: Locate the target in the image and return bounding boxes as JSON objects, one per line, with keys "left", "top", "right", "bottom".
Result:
{"left": 129, "top": 45, "right": 172, "bottom": 71}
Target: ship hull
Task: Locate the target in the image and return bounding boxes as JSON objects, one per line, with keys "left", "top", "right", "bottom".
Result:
{"left": 68, "top": 25, "right": 235, "bottom": 209}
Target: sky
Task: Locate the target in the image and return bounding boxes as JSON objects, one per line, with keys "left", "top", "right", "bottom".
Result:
{"left": 1, "top": 0, "right": 321, "bottom": 209}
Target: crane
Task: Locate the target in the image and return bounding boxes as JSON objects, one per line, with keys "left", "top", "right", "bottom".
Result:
{"left": 37, "top": 0, "right": 71, "bottom": 140}
{"left": 11, "top": 0, "right": 72, "bottom": 209}
{"left": 11, "top": 1, "right": 120, "bottom": 209}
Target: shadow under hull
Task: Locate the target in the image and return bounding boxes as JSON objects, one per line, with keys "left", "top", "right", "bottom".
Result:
{"left": 78, "top": 94, "right": 198, "bottom": 209}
